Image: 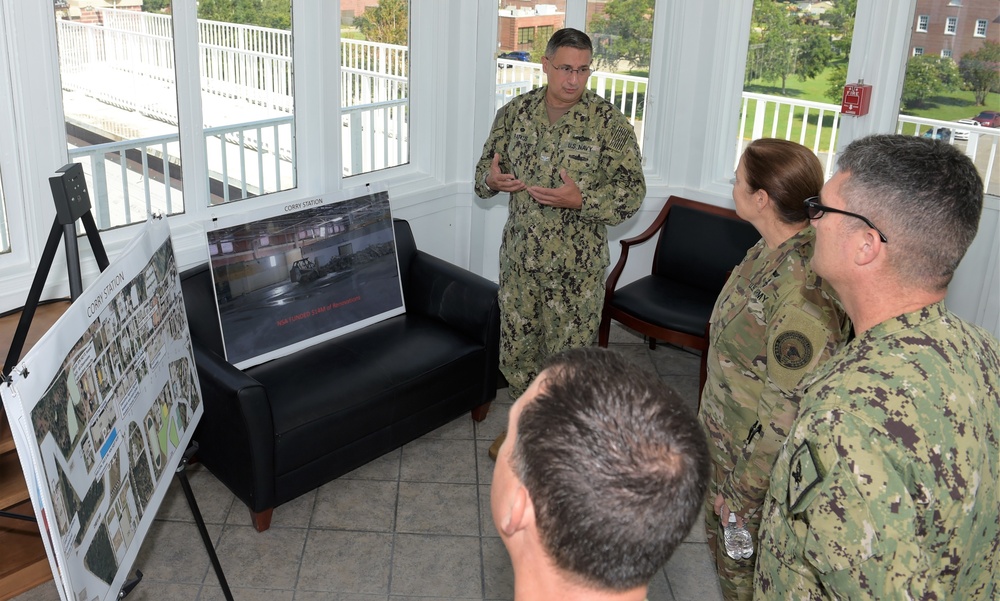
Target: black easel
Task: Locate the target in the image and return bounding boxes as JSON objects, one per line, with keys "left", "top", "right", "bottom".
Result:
{"left": 1, "top": 164, "right": 234, "bottom": 600}
{"left": 3, "top": 162, "right": 110, "bottom": 379}
{"left": 176, "top": 442, "right": 235, "bottom": 601}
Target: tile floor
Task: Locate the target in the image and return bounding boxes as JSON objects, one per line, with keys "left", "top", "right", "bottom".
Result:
{"left": 13, "top": 325, "right": 724, "bottom": 601}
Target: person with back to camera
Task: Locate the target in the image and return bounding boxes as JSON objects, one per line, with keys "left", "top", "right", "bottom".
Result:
{"left": 474, "top": 28, "right": 645, "bottom": 460}
{"left": 491, "top": 346, "right": 710, "bottom": 601}
{"left": 754, "top": 134, "right": 999, "bottom": 599}
{"left": 697, "top": 138, "right": 851, "bottom": 601}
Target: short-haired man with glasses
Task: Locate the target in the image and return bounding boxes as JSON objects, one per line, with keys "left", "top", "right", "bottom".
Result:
{"left": 474, "top": 28, "right": 645, "bottom": 459}
{"left": 754, "top": 134, "right": 1000, "bottom": 599}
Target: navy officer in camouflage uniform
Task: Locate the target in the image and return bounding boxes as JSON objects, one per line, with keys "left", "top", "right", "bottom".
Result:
{"left": 474, "top": 28, "right": 645, "bottom": 458}
{"left": 754, "top": 134, "right": 999, "bottom": 599}
{"left": 698, "top": 139, "right": 850, "bottom": 601}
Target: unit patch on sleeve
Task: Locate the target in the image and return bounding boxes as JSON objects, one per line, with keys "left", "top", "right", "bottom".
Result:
{"left": 773, "top": 330, "right": 813, "bottom": 369}
{"left": 788, "top": 440, "right": 823, "bottom": 512}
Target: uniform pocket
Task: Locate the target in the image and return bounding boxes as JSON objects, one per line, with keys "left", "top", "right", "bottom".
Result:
{"left": 798, "top": 457, "right": 883, "bottom": 575}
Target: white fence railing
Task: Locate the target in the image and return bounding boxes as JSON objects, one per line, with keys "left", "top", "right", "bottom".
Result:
{"left": 737, "top": 92, "right": 843, "bottom": 176}
{"left": 50, "top": 9, "right": 998, "bottom": 236}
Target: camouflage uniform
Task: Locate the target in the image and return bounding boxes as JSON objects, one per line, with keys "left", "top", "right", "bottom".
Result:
{"left": 474, "top": 86, "right": 644, "bottom": 397}
{"left": 697, "top": 227, "right": 849, "bottom": 601}
{"left": 754, "top": 301, "right": 1000, "bottom": 600}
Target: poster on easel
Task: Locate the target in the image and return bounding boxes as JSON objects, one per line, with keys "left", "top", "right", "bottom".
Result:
{"left": 0, "top": 216, "right": 203, "bottom": 601}
{"left": 205, "top": 182, "right": 404, "bottom": 369}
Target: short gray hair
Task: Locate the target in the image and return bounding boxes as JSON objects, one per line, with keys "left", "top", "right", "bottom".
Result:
{"left": 836, "top": 134, "right": 983, "bottom": 290}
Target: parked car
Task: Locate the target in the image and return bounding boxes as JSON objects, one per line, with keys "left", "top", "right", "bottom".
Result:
{"left": 923, "top": 126, "right": 953, "bottom": 141}
{"left": 971, "top": 110, "right": 1000, "bottom": 128}
{"left": 498, "top": 51, "right": 531, "bottom": 66}
{"left": 953, "top": 119, "right": 980, "bottom": 141}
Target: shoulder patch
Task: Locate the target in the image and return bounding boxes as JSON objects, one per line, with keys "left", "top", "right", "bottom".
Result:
{"left": 788, "top": 441, "right": 823, "bottom": 512}
{"left": 773, "top": 330, "right": 813, "bottom": 369}
{"left": 608, "top": 125, "right": 632, "bottom": 153}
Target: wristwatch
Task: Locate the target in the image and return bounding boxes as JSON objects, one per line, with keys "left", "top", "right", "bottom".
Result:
{"left": 481, "top": 172, "right": 493, "bottom": 191}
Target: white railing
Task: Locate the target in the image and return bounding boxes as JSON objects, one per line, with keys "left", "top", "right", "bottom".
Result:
{"left": 66, "top": 133, "right": 183, "bottom": 230}
{"left": 341, "top": 99, "right": 409, "bottom": 177}
{"left": 53, "top": 10, "right": 997, "bottom": 234}
{"left": 896, "top": 116, "right": 999, "bottom": 196}
{"left": 737, "top": 92, "right": 843, "bottom": 176}
{"left": 495, "top": 60, "right": 645, "bottom": 135}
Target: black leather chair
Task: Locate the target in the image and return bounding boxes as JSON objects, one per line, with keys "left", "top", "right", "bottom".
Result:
{"left": 181, "top": 218, "right": 500, "bottom": 531}
{"left": 598, "top": 196, "right": 760, "bottom": 395}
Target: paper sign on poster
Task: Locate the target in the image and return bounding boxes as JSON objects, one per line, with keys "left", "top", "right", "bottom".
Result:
{"left": 0, "top": 217, "right": 203, "bottom": 601}
{"left": 205, "top": 182, "right": 404, "bottom": 369}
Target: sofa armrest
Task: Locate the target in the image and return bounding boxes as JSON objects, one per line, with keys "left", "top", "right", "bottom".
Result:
{"left": 191, "top": 340, "right": 277, "bottom": 512}
{"left": 406, "top": 250, "right": 500, "bottom": 346}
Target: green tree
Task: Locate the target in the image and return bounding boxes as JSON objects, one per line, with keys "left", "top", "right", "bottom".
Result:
{"left": 197, "top": 0, "right": 291, "bottom": 29}
{"left": 354, "top": 0, "right": 409, "bottom": 46}
{"left": 748, "top": 0, "right": 796, "bottom": 92}
{"left": 795, "top": 28, "right": 834, "bottom": 81}
{"left": 901, "top": 54, "right": 961, "bottom": 109}
{"left": 142, "top": 0, "right": 171, "bottom": 13}
{"left": 588, "top": 0, "right": 654, "bottom": 72}
{"left": 959, "top": 41, "right": 1000, "bottom": 106}
{"left": 823, "top": 0, "right": 856, "bottom": 57}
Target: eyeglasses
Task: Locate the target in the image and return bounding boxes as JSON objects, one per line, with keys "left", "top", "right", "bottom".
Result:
{"left": 550, "top": 63, "right": 592, "bottom": 77}
{"left": 804, "top": 197, "right": 888, "bottom": 243}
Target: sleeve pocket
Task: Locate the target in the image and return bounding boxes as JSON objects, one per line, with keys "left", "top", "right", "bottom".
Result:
{"left": 799, "top": 457, "right": 883, "bottom": 575}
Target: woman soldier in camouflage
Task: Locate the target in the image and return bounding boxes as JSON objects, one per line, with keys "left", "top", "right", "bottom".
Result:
{"left": 697, "top": 138, "right": 850, "bottom": 601}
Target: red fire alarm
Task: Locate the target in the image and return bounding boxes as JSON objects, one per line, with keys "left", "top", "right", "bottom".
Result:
{"left": 841, "top": 80, "right": 872, "bottom": 117}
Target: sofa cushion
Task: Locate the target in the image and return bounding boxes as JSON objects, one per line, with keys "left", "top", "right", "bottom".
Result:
{"left": 249, "top": 313, "right": 485, "bottom": 475}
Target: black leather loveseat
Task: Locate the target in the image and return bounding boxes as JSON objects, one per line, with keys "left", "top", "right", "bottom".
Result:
{"left": 180, "top": 219, "right": 500, "bottom": 531}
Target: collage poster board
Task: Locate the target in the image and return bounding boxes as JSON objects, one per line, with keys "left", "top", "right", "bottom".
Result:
{"left": 206, "top": 182, "right": 404, "bottom": 369}
{"left": 0, "top": 217, "right": 203, "bottom": 601}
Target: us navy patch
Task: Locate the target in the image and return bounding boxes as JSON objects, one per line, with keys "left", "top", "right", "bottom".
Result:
{"left": 773, "top": 331, "right": 813, "bottom": 369}
{"left": 788, "top": 441, "right": 822, "bottom": 512}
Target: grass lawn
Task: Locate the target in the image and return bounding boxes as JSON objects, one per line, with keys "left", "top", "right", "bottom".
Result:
{"left": 740, "top": 64, "right": 1000, "bottom": 143}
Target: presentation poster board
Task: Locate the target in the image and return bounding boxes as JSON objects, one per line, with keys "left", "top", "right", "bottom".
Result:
{"left": 205, "top": 183, "right": 404, "bottom": 369}
{"left": 0, "top": 217, "right": 203, "bottom": 601}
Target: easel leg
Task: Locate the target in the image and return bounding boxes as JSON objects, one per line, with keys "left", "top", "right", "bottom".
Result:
{"left": 176, "top": 444, "right": 234, "bottom": 601}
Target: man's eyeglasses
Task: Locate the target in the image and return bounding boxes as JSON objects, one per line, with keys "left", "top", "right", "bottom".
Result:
{"left": 551, "top": 64, "right": 592, "bottom": 77}
{"left": 804, "top": 197, "right": 888, "bottom": 243}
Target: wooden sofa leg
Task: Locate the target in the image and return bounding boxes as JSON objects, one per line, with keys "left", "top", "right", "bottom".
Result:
{"left": 471, "top": 402, "right": 492, "bottom": 422}
{"left": 250, "top": 508, "right": 273, "bottom": 532}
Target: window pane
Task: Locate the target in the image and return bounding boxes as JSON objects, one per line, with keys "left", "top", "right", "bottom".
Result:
{"left": 896, "top": 3, "right": 999, "bottom": 196}
{"left": 493, "top": 2, "right": 651, "bottom": 150}
{"left": 198, "top": 1, "right": 297, "bottom": 204}
{"left": 340, "top": 0, "right": 410, "bottom": 177}
{"left": 586, "top": 0, "right": 654, "bottom": 147}
{"left": 740, "top": 0, "right": 856, "bottom": 177}
{"left": 56, "top": 6, "right": 185, "bottom": 230}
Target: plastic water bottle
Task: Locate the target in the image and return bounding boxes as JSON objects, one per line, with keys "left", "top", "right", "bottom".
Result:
{"left": 723, "top": 513, "right": 754, "bottom": 560}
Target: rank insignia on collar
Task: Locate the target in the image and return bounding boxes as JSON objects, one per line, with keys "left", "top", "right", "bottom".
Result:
{"left": 788, "top": 441, "right": 823, "bottom": 512}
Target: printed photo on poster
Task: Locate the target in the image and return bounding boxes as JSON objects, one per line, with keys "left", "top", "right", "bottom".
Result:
{"left": 205, "top": 183, "right": 404, "bottom": 369}
{"left": 0, "top": 217, "right": 203, "bottom": 601}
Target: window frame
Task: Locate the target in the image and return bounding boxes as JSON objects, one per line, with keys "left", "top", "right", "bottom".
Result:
{"left": 945, "top": 16, "right": 957, "bottom": 35}
{"left": 974, "top": 19, "right": 987, "bottom": 37}
{"left": 916, "top": 14, "right": 928, "bottom": 32}
{"left": 517, "top": 26, "right": 535, "bottom": 46}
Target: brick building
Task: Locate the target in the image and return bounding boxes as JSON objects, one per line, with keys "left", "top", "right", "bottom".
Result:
{"left": 496, "top": 1, "right": 610, "bottom": 54}
{"left": 910, "top": 0, "right": 999, "bottom": 59}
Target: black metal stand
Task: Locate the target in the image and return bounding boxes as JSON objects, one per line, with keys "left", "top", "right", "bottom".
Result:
{"left": 2, "top": 163, "right": 110, "bottom": 379}
{"left": 2, "top": 164, "right": 111, "bottom": 527}
{"left": 174, "top": 442, "right": 235, "bottom": 601}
